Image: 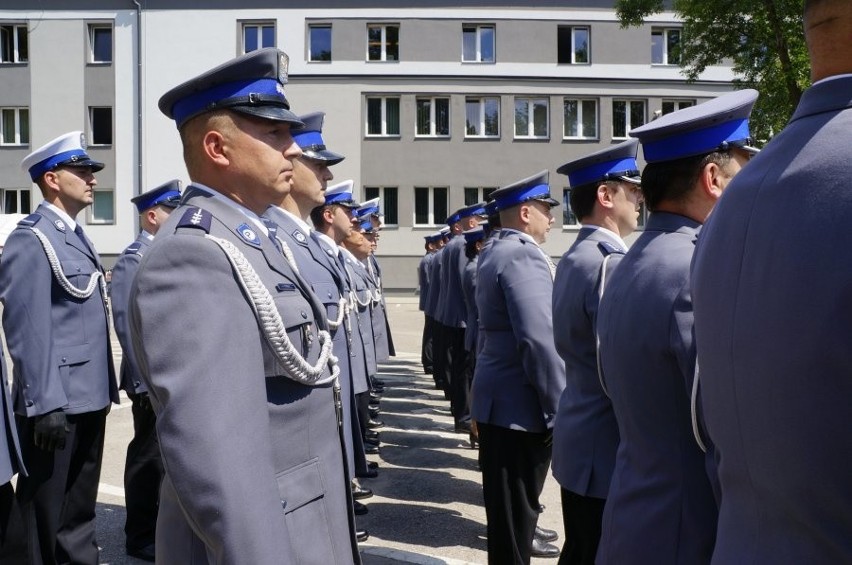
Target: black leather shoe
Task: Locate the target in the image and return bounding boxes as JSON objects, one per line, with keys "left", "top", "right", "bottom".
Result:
{"left": 353, "top": 501, "right": 369, "bottom": 515}
{"left": 366, "top": 430, "right": 380, "bottom": 440}
{"left": 352, "top": 485, "right": 373, "bottom": 500}
{"left": 358, "top": 468, "right": 378, "bottom": 479}
{"left": 356, "top": 529, "right": 369, "bottom": 542}
{"left": 535, "top": 525, "right": 559, "bottom": 543}
{"left": 531, "top": 538, "right": 560, "bottom": 558}
{"left": 364, "top": 444, "right": 380, "bottom": 455}
{"left": 454, "top": 421, "right": 472, "bottom": 434}
{"left": 364, "top": 437, "right": 380, "bottom": 447}
{"left": 127, "top": 544, "right": 156, "bottom": 562}
{"left": 367, "top": 461, "right": 379, "bottom": 470}
{"left": 367, "top": 419, "right": 384, "bottom": 429}
{"left": 374, "top": 378, "right": 386, "bottom": 387}
{"left": 369, "top": 408, "right": 380, "bottom": 419}
{"left": 369, "top": 392, "right": 382, "bottom": 401}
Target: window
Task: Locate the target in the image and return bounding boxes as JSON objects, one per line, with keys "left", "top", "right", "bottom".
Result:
{"left": 652, "top": 28, "right": 681, "bottom": 65}
{"left": 366, "top": 96, "right": 400, "bottom": 137}
{"left": 562, "top": 189, "right": 578, "bottom": 227}
{"left": 662, "top": 99, "right": 696, "bottom": 115}
{"left": 465, "top": 97, "right": 500, "bottom": 138}
{"left": 514, "top": 98, "right": 549, "bottom": 139}
{"left": 414, "top": 187, "right": 448, "bottom": 226}
{"left": 1, "top": 188, "right": 31, "bottom": 214}
{"left": 89, "top": 190, "right": 115, "bottom": 224}
{"left": 464, "top": 187, "right": 497, "bottom": 206}
{"left": 563, "top": 98, "right": 597, "bottom": 139}
{"left": 242, "top": 22, "right": 275, "bottom": 54}
{"left": 89, "top": 25, "right": 112, "bottom": 63}
{"left": 415, "top": 97, "right": 450, "bottom": 137}
{"left": 367, "top": 24, "right": 399, "bottom": 62}
{"left": 557, "top": 26, "right": 590, "bottom": 64}
{"left": 364, "top": 186, "right": 399, "bottom": 226}
{"left": 462, "top": 24, "right": 495, "bottom": 63}
{"left": 1, "top": 24, "right": 27, "bottom": 63}
{"left": 308, "top": 24, "right": 332, "bottom": 62}
{"left": 89, "top": 107, "right": 113, "bottom": 145}
{"left": 612, "top": 100, "right": 646, "bottom": 138}
{"left": 0, "top": 108, "right": 29, "bottom": 145}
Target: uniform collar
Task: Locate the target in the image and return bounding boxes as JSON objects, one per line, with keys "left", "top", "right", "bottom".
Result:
{"left": 42, "top": 201, "right": 77, "bottom": 231}
{"left": 272, "top": 206, "right": 312, "bottom": 235}
{"left": 581, "top": 224, "right": 628, "bottom": 251}
{"left": 500, "top": 227, "right": 539, "bottom": 246}
{"left": 141, "top": 230, "right": 155, "bottom": 241}
{"left": 190, "top": 183, "right": 268, "bottom": 236}
{"left": 314, "top": 231, "right": 339, "bottom": 255}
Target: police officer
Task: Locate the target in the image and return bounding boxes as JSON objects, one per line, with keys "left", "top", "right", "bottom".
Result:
{"left": 472, "top": 171, "right": 564, "bottom": 563}
{"left": 0, "top": 131, "right": 120, "bottom": 564}
{"left": 355, "top": 200, "right": 392, "bottom": 367}
{"left": 263, "top": 113, "right": 371, "bottom": 542}
{"left": 692, "top": 2, "right": 852, "bottom": 562}
{"left": 361, "top": 204, "right": 395, "bottom": 365}
{"left": 595, "top": 90, "right": 758, "bottom": 565}
{"left": 550, "top": 139, "right": 643, "bottom": 565}
{"left": 0, "top": 346, "right": 25, "bottom": 561}
{"left": 131, "top": 48, "right": 359, "bottom": 563}
{"left": 418, "top": 233, "right": 441, "bottom": 374}
{"left": 425, "top": 227, "right": 448, "bottom": 391}
{"left": 111, "top": 180, "right": 181, "bottom": 561}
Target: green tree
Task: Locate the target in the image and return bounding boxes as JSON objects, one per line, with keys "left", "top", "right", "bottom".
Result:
{"left": 616, "top": 0, "right": 810, "bottom": 142}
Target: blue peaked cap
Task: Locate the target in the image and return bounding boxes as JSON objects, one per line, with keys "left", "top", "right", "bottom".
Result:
{"left": 293, "top": 111, "right": 345, "bottom": 165}
{"left": 159, "top": 48, "right": 302, "bottom": 129}
{"left": 490, "top": 170, "right": 560, "bottom": 211}
{"left": 131, "top": 179, "right": 182, "bottom": 213}
{"left": 463, "top": 225, "right": 486, "bottom": 243}
{"left": 324, "top": 179, "right": 359, "bottom": 208}
{"left": 630, "top": 89, "right": 759, "bottom": 163}
{"left": 457, "top": 202, "right": 487, "bottom": 221}
{"left": 21, "top": 131, "right": 104, "bottom": 181}
{"left": 557, "top": 138, "right": 642, "bottom": 188}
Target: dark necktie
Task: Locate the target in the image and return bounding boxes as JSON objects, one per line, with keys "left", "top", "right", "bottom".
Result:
{"left": 261, "top": 218, "right": 283, "bottom": 253}
{"left": 74, "top": 224, "right": 95, "bottom": 257}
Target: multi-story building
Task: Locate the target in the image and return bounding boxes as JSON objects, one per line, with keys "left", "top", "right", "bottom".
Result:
{"left": 0, "top": 1, "right": 735, "bottom": 289}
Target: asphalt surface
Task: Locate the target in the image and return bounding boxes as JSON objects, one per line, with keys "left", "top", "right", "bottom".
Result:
{"left": 71, "top": 297, "right": 564, "bottom": 564}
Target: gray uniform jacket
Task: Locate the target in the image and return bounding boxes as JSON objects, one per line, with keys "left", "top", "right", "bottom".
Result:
{"left": 341, "top": 250, "right": 378, "bottom": 379}
{"left": 417, "top": 253, "right": 433, "bottom": 312}
{"left": 424, "top": 247, "right": 444, "bottom": 321}
{"left": 129, "top": 187, "right": 358, "bottom": 565}
{"left": 437, "top": 236, "right": 467, "bottom": 328}
{"left": 364, "top": 256, "right": 390, "bottom": 362}
{"left": 692, "top": 77, "right": 852, "bottom": 565}
{"left": 264, "top": 206, "right": 359, "bottom": 479}
{"left": 0, "top": 203, "right": 118, "bottom": 417}
{"left": 596, "top": 212, "right": 715, "bottom": 565}
{"left": 111, "top": 232, "right": 151, "bottom": 395}
{"left": 461, "top": 257, "right": 479, "bottom": 353}
{"left": 551, "top": 226, "right": 626, "bottom": 499}
{"left": 471, "top": 230, "right": 565, "bottom": 432}
{"left": 369, "top": 254, "right": 395, "bottom": 357}
{"left": 1, "top": 348, "right": 24, "bottom": 483}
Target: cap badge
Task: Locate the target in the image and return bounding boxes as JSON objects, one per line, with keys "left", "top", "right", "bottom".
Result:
{"left": 79, "top": 132, "right": 87, "bottom": 150}
{"left": 293, "top": 230, "right": 307, "bottom": 243}
{"left": 237, "top": 223, "right": 261, "bottom": 246}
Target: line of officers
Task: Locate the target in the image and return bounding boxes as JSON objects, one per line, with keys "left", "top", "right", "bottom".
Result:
{"left": 417, "top": 21, "right": 852, "bottom": 563}
{"left": 0, "top": 47, "right": 398, "bottom": 564}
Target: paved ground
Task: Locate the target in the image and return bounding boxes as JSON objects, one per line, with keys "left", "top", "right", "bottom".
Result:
{"left": 80, "top": 297, "right": 564, "bottom": 563}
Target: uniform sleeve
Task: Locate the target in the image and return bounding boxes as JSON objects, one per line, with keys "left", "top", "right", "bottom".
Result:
{"left": 502, "top": 248, "right": 566, "bottom": 427}
{"left": 110, "top": 251, "right": 145, "bottom": 393}
{"left": 129, "top": 233, "right": 296, "bottom": 563}
{"left": 670, "top": 279, "right": 697, "bottom": 396}
{"left": 0, "top": 229, "right": 67, "bottom": 416}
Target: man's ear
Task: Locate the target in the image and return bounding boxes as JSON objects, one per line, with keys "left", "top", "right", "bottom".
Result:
{"left": 701, "top": 160, "right": 725, "bottom": 200}
{"left": 202, "top": 130, "right": 230, "bottom": 168}
{"left": 41, "top": 171, "right": 62, "bottom": 195}
{"left": 597, "top": 183, "right": 615, "bottom": 209}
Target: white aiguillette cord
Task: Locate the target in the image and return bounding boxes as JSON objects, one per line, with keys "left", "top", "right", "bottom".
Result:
{"left": 28, "top": 227, "right": 107, "bottom": 302}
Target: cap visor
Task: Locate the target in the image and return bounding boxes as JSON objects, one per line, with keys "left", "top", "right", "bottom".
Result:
{"left": 301, "top": 148, "right": 345, "bottom": 166}
{"left": 618, "top": 175, "right": 642, "bottom": 185}
{"left": 231, "top": 105, "right": 304, "bottom": 127}
{"left": 535, "top": 196, "right": 561, "bottom": 207}
{"left": 60, "top": 159, "right": 105, "bottom": 173}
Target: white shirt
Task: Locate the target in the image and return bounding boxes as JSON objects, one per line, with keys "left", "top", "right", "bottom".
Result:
{"left": 42, "top": 201, "right": 77, "bottom": 231}
{"left": 274, "top": 206, "right": 312, "bottom": 235}
{"left": 583, "top": 224, "right": 629, "bottom": 251}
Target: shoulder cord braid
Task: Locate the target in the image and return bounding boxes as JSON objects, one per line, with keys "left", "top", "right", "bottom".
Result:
{"left": 28, "top": 227, "right": 107, "bottom": 302}
{"left": 274, "top": 235, "right": 348, "bottom": 330}
{"left": 595, "top": 254, "right": 613, "bottom": 398}
{"left": 205, "top": 233, "right": 339, "bottom": 387}
{"left": 691, "top": 361, "right": 708, "bottom": 453}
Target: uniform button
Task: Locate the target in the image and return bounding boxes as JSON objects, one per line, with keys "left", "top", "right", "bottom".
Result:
{"left": 134, "top": 381, "right": 141, "bottom": 387}
{"left": 327, "top": 292, "right": 332, "bottom": 298}
{"left": 76, "top": 267, "right": 81, "bottom": 272}
{"left": 301, "top": 311, "right": 308, "bottom": 319}
{"left": 280, "top": 499, "right": 287, "bottom": 509}
{"left": 25, "top": 400, "right": 33, "bottom": 407}
{"left": 61, "top": 357, "right": 67, "bottom": 363}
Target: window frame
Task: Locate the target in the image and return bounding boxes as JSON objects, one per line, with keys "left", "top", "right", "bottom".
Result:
{"left": 651, "top": 27, "right": 681, "bottom": 66}
{"left": 514, "top": 97, "right": 550, "bottom": 140}
{"left": 562, "top": 188, "right": 579, "bottom": 228}
{"left": 88, "top": 106, "right": 113, "bottom": 146}
{"left": 365, "top": 96, "right": 401, "bottom": 138}
{"left": 413, "top": 186, "right": 449, "bottom": 227}
{"left": 366, "top": 23, "right": 400, "bottom": 62}
{"left": 464, "top": 96, "right": 500, "bottom": 139}
{"left": 415, "top": 96, "right": 450, "bottom": 138}
{"left": 0, "top": 107, "right": 29, "bottom": 146}
{"left": 0, "top": 23, "right": 28, "bottom": 64}
{"left": 612, "top": 99, "right": 647, "bottom": 139}
{"left": 87, "top": 23, "right": 113, "bottom": 64}
{"left": 562, "top": 98, "right": 598, "bottom": 140}
{"left": 240, "top": 21, "right": 276, "bottom": 54}
{"left": 87, "top": 188, "right": 115, "bottom": 225}
{"left": 308, "top": 23, "right": 332, "bottom": 62}
{"left": 661, "top": 99, "right": 696, "bottom": 115}
{"left": 364, "top": 186, "right": 399, "bottom": 227}
{"left": 557, "top": 25, "right": 590, "bottom": 65}
{"left": 464, "top": 187, "right": 497, "bottom": 206}
{"left": 1, "top": 188, "right": 32, "bottom": 215}
{"left": 461, "top": 24, "right": 495, "bottom": 63}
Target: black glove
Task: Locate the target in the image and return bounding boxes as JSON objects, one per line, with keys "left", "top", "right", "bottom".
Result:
{"left": 543, "top": 429, "right": 554, "bottom": 448}
{"left": 137, "top": 393, "right": 152, "bottom": 412}
{"left": 33, "top": 410, "right": 70, "bottom": 451}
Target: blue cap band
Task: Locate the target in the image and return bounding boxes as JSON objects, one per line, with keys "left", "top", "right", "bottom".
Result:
{"left": 326, "top": 191, "right": 355, "bottom": 205}
{"left": 171, "top": 78, "right": 286, "bottom": 127}
{"left": 293, "top": 130, "right": 324, "bottom": 147}
{"left": 642, "top": 118, "right": 751, "bottom": 163}
{"left": 485, "top": 201, "right": 499, "bottom": 216}
{"left": 458, "top": 205, "right": 486, "bottom": 220}
{"left": 134, "top": 190, "right": 181, "bottom": 213}
{"left": 357, "top": 206, "right": 379, "bottom": 217}
{"left": 568, "top": 156, "right": 639, "bottom": 188}
{"left": 494, "top": 182, "right": 551, "bottom": 210}
{"left": 359, "top": 219, "right": 373, "bottom": 231}
{"left": 464, "top": 230, "right": 486, "bottom": 243}
{"left": 28, "top": 149, "right": 89, "bottom": 180}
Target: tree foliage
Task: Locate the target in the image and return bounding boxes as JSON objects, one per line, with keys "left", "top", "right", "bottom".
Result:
{"left": 615, "top": 0, "right": 810, "bottom": 142}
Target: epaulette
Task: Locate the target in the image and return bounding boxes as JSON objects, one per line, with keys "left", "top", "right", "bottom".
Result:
{"left": 598, "top": 241, "right": 625, "bottom": 256}
{"left": 17, "top": 213, "right": 42, "bottom": 228}
{"left": 175, "top": 207, "right": 212, "bottom": 234}
{"left": 124, "top": 241, "right": 144, "bottom": 256}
